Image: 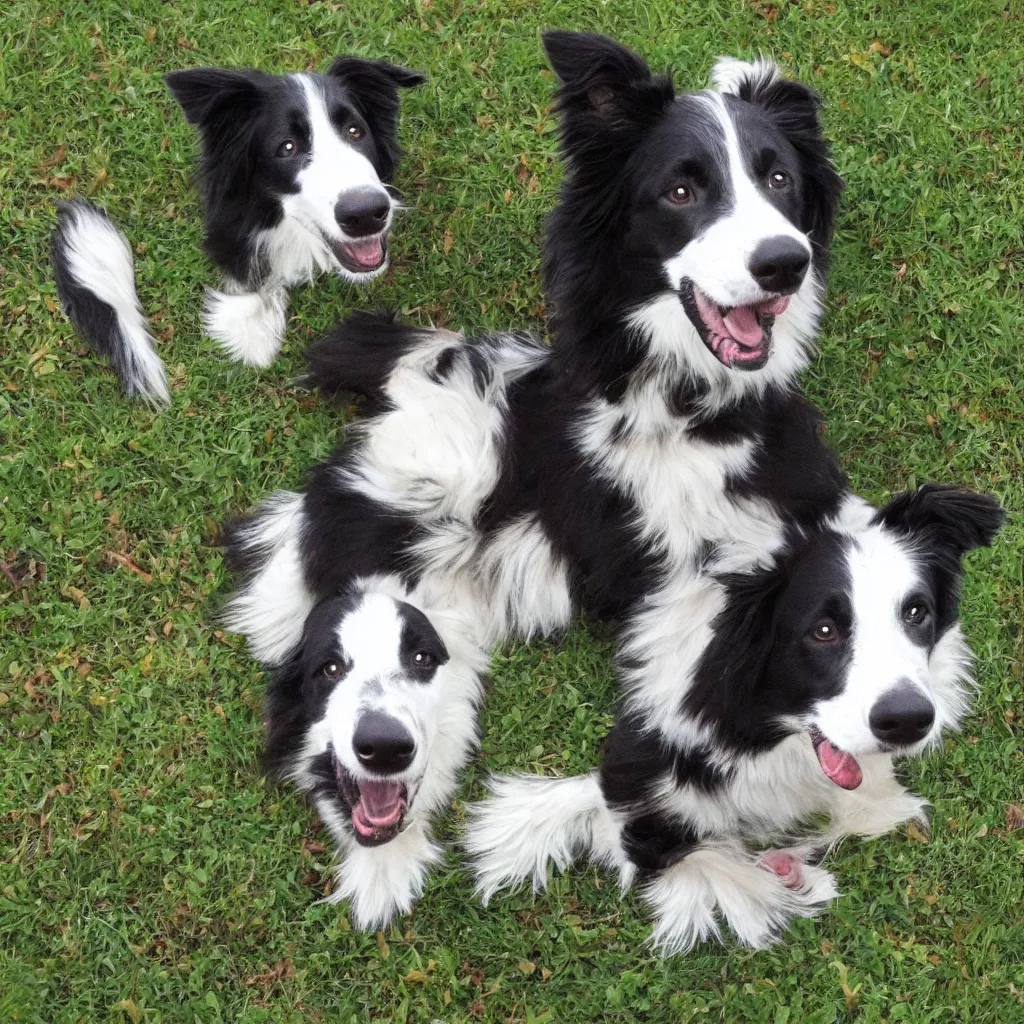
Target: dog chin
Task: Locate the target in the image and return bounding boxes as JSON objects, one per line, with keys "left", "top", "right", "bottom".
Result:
{"left": 334, "top": 756, "right": 414, "bottom": 846}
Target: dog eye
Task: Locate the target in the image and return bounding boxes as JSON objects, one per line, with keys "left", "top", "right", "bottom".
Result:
{"left": 347, "top": 125, "right": 364, "bottom": 141}
{"left": 276, "top": 139, "right": 298, "bottom": 158}
{"left": 812, "top": 620, "right": 839, "bottom": 642}
{"left": 412, "top": 651, "right": 436, "bottom": 670}
{"left": 768, "top": 170, "right": 790, "bottom": 190}
{"left": 903, "top": 603, "right": 929, "bottom": 625}
{"left": 667, "top": 185, "right": 692, "bottom": 205}
{"left": 321, "top": 661, "right": 343, "bottom": 679}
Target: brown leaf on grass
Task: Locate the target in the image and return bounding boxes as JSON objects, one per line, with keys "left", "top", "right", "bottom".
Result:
{"left": 39, "top": 145, "right": 67, "bottom": 170}
{"left": 88, "top": 168, "right": 109, "bottom": 195}
{"left": 176, "top": 37, "right": 196, "bottom": 50}
{"left": 245, "top": 959, "right": 294, "bottom": 989}
{"left": 1006, "top": 803, "right": 1024, "bottom": 831}
{"left": 443, "top": 229, "right": 454, "bottom": 254}
{"left": 869, "top": 40, "right": 893, "bottom": 57}
{"left": 104, "top": 550, "right": 153, "bottom": 583}
{"left": 144, "top": 26, "right": 157, "bottom": 43}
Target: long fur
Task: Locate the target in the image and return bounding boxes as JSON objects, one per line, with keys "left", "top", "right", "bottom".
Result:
{"left": 50, "top": 201, "right": 170, "bottom": 406}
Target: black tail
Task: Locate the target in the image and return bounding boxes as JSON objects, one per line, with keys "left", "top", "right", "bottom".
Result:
{"left": 303, "top": 309, "right": 426, "bottom": 413}
{"left": 51, "top": 200, "right": 170, "bottom": 407}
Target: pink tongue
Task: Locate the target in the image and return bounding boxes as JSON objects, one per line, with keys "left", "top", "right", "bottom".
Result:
{"left": 351, "top": 780, "right": 404, "bottom": 835}
{"left": 343, "top": 236, "right": 384, "bottom": 268}
{"left": 722, "top": 305, "right": 765, "bottom": 347}
{"left": 815, "top": 740, "right": 863, "bottom": 790}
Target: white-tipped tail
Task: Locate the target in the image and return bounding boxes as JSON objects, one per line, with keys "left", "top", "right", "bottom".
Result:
{"left": 51, "top": 200, "right": 170, "bottom": 407}
{"left": 465, "top": 772, "right": 605, "bottom": 903}
{"left": 203, "top": 286, "right": 287, "bottom": 367}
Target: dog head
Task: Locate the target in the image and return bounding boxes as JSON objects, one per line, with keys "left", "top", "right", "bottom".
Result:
{"left": 688, "top": 485, "right": 1004, "bottom": 784}
{"left": 265, "top": 585, "right": 452, "bottom": 845}
{"left": 165, "top": 57, "right": 423, "bottom": 281}
{"left": 542, "top": 32, "right": 842, "bottom": 392}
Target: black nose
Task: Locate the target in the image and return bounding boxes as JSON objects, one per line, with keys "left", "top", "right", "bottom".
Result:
{"left": 869, "top": 683, "right": 935, "bottom": 747}
{"left": 748, "top": 236, "right": 810, "bottom": 294}
{"left": 334, "top": 189, "right": 390, "bottom": 238}
{"left": 352, "top": 711, "right": 415, "bottom": 774}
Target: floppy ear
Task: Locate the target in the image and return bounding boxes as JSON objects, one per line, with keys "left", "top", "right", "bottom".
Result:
{"left": 327, "top": 57, "right": 425, "bottom": 181}
{"left": 873, "top": 484, "right": 1005, "bottom": 561}
{"left": 712, "top": 57, "right": 843, "bottom": 251}
{"left": 165, "top": 67, "right": 263, "bottom": 127}
{"left": 683, "top": 564, "right": 788, "bottom": 741}
{"left": 262, "top": 652, "right": 308, "bottom": 781}
{"left": 542, "top": 31, "right": 675, "bottom": 154}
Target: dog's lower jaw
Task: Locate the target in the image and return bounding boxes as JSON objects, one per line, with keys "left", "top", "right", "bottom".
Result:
{"left": 325, "top": 814, "right": 443, "bottom": 930}
{"left": 203, "top": 285, "right": 287, "bottom": 367}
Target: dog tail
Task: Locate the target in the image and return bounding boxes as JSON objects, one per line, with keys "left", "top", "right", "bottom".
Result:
{"left": 304, "top": 309, "right": 455, "bottom": 413}
{"left": 51, "top": 200, "right": 170, "bottom": 407}
{"left": 465, "top": 772, "right": 607, "bottom": 903}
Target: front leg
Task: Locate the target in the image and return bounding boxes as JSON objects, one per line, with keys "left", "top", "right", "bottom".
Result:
{"left": 203, "top": 284, "right": 288, "bottom": 367}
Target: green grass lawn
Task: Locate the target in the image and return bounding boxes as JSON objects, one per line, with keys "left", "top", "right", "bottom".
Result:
{"left": 2, "top": 0, "right": 1022, "bottom": 1020}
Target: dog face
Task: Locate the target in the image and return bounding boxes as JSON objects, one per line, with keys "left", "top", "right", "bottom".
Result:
{"left": 542, "top": 32, "right": 841, "bottom": 381}
{"left": 265, "top": 588, "right": 451, "bottom": 846}
{"left": 688, "top": 486, "right": 1004, "bottom": 785}
{"left": 165, "top": 58, "right": 423, "bottom": 281}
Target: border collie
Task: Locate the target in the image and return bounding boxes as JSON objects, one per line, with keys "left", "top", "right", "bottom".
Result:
{"left": 50, "top": 56, "right": 423, "bottom": 404}
{"left": 225, "top": 34, "right": 1001, "bottom": 935}
{"left": 166, "top": 57, "right": 423, "bottom": 367}
{"left": 263, "top": 574, "right": 487, "bottom": 929}
{"left": 466, "top": 486, "right": 1004, "bottom": 951}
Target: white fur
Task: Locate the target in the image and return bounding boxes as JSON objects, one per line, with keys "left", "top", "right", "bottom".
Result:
{"left": 316, "top": 803, "right": 443, "bottom": 930}
{"left": 203, "top": 286, "right": 288, "bottom": 367}
{"left": 222, "top": 490, "right": 315, "bottom": 664}
{"left": 710, "top": 56, "right": 782, "bottom": 97}
{"left": 57, "top": 203, "right": 170, "bottom": 406}
{"left": 466, "top": 773, "right": 609, "bottom": 902}
{"left": 281, "top": 575, "right": 488, "bottom": 929}
{"left": 644, "top": 843, "right": 838, "bottom": 953}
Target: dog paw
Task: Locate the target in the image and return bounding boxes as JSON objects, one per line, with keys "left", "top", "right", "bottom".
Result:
{"left": 759, "top": 850, "right": 807, "bottom": 891}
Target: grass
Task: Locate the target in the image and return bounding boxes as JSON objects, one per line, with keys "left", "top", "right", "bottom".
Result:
{"left": 1, "top": 0, "right": 1022, "bottom": 1020}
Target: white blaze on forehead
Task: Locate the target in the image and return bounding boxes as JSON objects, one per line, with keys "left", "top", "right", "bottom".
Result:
{"left": 813, "top": 527, "right": 935, "bottom": 753}
{"left": 662, "top": 91, "right": 811, "bottom": 308}
{"left": 282, "top": 75, "right": 390, "bottom": 240}
{"left": 337, "top": 592, "right": 407, "bottom": 683}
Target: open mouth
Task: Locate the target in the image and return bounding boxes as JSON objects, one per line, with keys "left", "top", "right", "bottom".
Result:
{"left": 328, "top": 234, "right": 388, "bottom": 275}
{"left": 680, "top": 281, "right": 790, "bottom": 371}
{"left": 333, "top": 754, "right": 408, "bottom": 845}
{"left": 810, "top": 727, "right": 863, "bottom": 790}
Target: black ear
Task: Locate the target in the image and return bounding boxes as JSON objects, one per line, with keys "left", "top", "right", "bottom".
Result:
{"left": 327, "top": 57, "right": 425, "bottom": 182}
{"left": 715, "top": 59, "right": 843, "bottom": 252}
{"left": 873, "top": 484, "right": 1005, "bottom": 561}
{"left": 542, "top": 31, "right": 675, "bottom": 150}
{"left": 262, "top": 653, "right": 308, "bottom": 781}
{"left": 683, "top": 563, "right": 788, "bottom": 737}
{"left": 164, "top": 67, "right": 263, "bottom": 127}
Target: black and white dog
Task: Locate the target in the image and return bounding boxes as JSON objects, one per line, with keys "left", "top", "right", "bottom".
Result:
{"left": 50, "top": 56, "right": 422, "bottom": 404}
{"left": 166, "top": 57, "right": 423, "bottom": 367}
{"left": 466, "top": 486, "right": 1004, "bottom": 951}
{"left": 262, "top": 574, "right": 487, "bottom": 929}
{"left": 227, "top": 34, "right": 1001, "bottom": 937}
